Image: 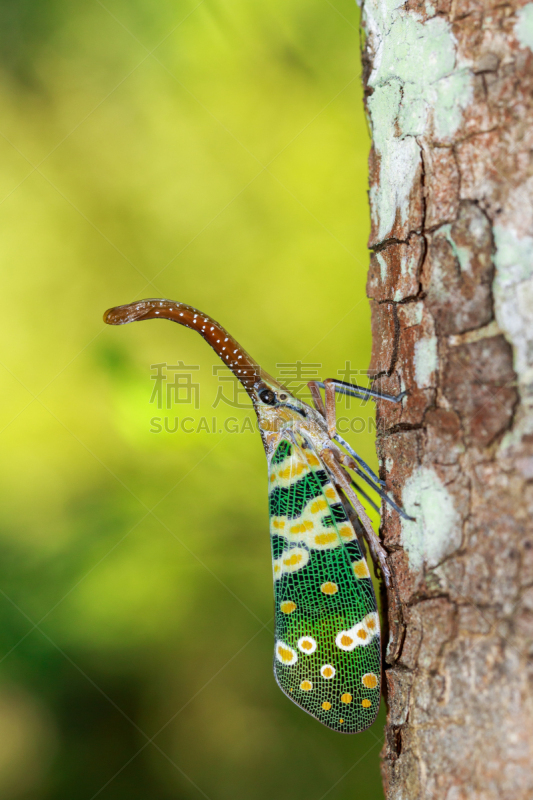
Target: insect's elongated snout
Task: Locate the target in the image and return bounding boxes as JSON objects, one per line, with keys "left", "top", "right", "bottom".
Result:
{"left": 103, "top": 301, "right": 157, "bottom": 325}
{"left": 104, "top": 298, "right": 264, "bottom": 396}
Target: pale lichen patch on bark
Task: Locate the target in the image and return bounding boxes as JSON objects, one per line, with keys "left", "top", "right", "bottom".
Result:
{"left": 493, "top": 213, "right": 533, "bottom": 457}
{"left": 401, "top": 466, "right": 461, "bottom": 571}
{"left": 364, "top": 0, "right": 473, "bottom": 245}
{"left": 515, "top": 3, "right": 533, "bottom": 51}
{"left": 413, "top": 336, "right": 438, "bottom": 388}
{"left": 366, "top": 82, "right": 421, "bottom": 243}
{"left": 490, "top": 175, "right": 533, "bottom": 458}
{"left": 493, "top": 222, "right": 533, "bottom": 389}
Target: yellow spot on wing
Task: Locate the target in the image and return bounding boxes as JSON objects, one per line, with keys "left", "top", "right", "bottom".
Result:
{"left": 280, "top": 601, "right": 296, "bottom": 614}
{"left": 353, "top": 559, "right": 370, "bottom": 579}
{"left": 279, "top": 461, "right": 306, "bottom": 480}
{"left": 278, "top": 646, "right": 292, "bottom": 661}
{"left": 320, "top": 582, "right": 338, "bottom": 595}
{"left": 362, "top": 699, "right": 372, "bottom": 708}
{"left": 283, "top": 553, "right": 303, "bottom": 567}
{"left": 336, "top": 612, "right": 379, "bottom": 650}
{"left": 362, "top": 673, "right": 378, "bottom": 689}
{"left": 306, "top": 454, "right": 320, "bottom": 467}
{"left": 300, "top": 680, "right": 312, "bottom": 691}
{"left": 310, "top": 498, "right": 328, "bottom": 514}
{"left": 314, "top": 532, "right": 337, "bottom": 546}
{"left": 322, "top": 702, "right": 332, "bottom": 711}
{"left": 279, "top": 547, "right": 309, "bottom": 574}
{"left": 321, "top": 665, "right": 335, "bottom": 679}
{"left": 325, "top": 486, "right": 337, "bottom": 500}
{"left": 364, "top": 612, "right": 380, "bottom": 634}
{"left": 341, "top": 693, "right": 352, "bottom": 704}
{"left": 276, "top": 642, "right": 297, "bottom": 665}
{"left": 290, "top": 520, "right": 314, "bottom": 534}
{"left": 297, "top": 636, "right": 317, "bottom": 654}
{"left": 339, "top": 524, "right": 355, "bottom": 541}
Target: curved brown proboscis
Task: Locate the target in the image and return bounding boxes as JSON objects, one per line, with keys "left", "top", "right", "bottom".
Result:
{"left": 104, "top": 298, "right": 263, "bottom": 395}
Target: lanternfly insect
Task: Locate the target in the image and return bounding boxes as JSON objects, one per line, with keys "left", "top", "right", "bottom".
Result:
{"left": 103, "top": 299, "right": 408, "bottom": 733}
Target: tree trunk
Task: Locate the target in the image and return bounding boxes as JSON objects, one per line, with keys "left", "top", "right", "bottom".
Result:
{"left": 361, "top": 1, "right": 533, "bottom": 798}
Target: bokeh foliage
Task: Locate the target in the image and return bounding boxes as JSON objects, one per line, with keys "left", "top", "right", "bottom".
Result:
{"left": 0, "top": 0, "right": 384, "bottom": 797}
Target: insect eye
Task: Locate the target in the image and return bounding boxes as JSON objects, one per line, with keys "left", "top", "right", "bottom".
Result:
{"left": 259, "top": 388, "right": 276, "bottom": 405}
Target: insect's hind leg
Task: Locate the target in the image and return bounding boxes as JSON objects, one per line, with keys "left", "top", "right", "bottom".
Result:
{"left": 324, "top": 448, "right": 404, "bottom": 658}
{"left": 321, "top": 448, "right": 391, "bottom": 586}
{"left": 316, "top": 379, "right": 406, "bottom": 405}
{"left": 338, "top": 488, "right": 392, "bottom": 590}
{"left": 338, "top": 484, "right": 404, "bottom": 660}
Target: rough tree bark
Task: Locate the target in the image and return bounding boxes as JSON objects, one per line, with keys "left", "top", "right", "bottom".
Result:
{"left": 360, "top": 1, "right": 533, "bottom": 798}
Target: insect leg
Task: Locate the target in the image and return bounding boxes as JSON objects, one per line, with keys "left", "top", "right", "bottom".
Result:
{"left": 318, "top": 385, "right": 413, "bottom": 519}
{"left": 335, "top": 445, "right": 414, "bottom": 521}
{"left": 316, "top": 380, "right": 406, "bottom": 404}
{"left": 323, "top": 379, "right": 337, "bottom": 439}
{"left": 320, "top": 448, "right": 391, "bottom": 584}
{"left": 334, "top": 433, "right": 385, "bottom": 486}
{"left": 337, "top": 488, "right": 391, "bottom": 590}
{"left": 349, "top": 479, "right": 380, "bottom": 514}
{"left": 307, "top": 381, "right": 326, "bottom": 417}
{"left": 325, "top": 449, "right": 407, "bottom": 656}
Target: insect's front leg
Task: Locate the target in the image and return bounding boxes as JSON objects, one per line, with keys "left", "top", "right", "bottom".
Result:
{"left": 316, "top": 379, "right": 406, "bottom": 404}
{"left": 322, "top": 379, "right": 337, "bottom": 439}
{"left": 314, "top": 378, "right": 405, "bottom": 441}
{"left": 307, "top": 381, "right": 326, "bottom": 417}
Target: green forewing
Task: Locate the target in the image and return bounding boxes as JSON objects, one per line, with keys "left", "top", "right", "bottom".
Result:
{"left": 269, "top": 435, "right": 381, "bottom": 733}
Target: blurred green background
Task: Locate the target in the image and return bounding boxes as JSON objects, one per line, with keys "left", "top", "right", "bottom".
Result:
{"left": 0, "top": 0, "right": 384, "bottom": 798}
